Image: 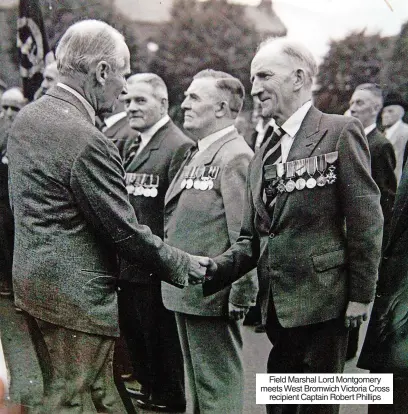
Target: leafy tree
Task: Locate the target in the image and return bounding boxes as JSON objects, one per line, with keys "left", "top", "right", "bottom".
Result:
{"left": 150, "top": 0, "right": 260, "bottom": 125}
{"left": 383, "top": 21, "right": 408, "bottom": 102}
{"left": 315, "top": 31, "right": 394, "bottom": 115}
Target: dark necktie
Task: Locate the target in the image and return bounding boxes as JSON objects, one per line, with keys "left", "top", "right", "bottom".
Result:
{"left": 123, "top": 133, "right": 142, "bottom": 170}
{"left": 262, "top": 126, "right": 285, "bottom": 213}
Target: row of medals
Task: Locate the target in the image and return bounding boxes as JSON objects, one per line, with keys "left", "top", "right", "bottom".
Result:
{"left": 125, "top": 173, "right": 159, "bottom": 198}
{"left": 180, "top": 166, "right": 220, "bottom": 191}
{"left": 265, "top": 152, "right": 338, "bottom": 194}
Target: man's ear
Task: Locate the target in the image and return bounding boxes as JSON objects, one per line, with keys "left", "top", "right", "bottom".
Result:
{"left": 293, "top": 68, "right": 306, "bottom": 92}
{"left": 215, "top": 101, "right": 228, "bottom": 118}
{"left": 95, "top": 61, "right": 111, "bottom": 85}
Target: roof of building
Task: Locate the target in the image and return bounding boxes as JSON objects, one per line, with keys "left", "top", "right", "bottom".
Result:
{"left": 114, "top": 0, "right": 286, "bottom": 35}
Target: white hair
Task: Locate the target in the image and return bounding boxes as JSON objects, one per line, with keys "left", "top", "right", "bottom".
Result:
{"left": 127, "top": 73, "right": 168, "bottom": 101}
{"left": 56, "top": 20, "right": 127, "bottom": 77}
{"left": 258, "top": 37, "right": 318, "bottom": 87}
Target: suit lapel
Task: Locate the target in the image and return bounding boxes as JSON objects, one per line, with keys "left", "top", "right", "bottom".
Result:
{"left": 272, "top": 106, "right": 326, "bottom": 225}
{"left": 125, "top": 123, "right": 168, "bottom": 171}
{"left": 165, "top": 130, "right": 237, "bottom": 206}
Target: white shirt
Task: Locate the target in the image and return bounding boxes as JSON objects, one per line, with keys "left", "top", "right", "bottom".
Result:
{"left": 137, "top": 114, "right": 170, "bottom": 155}
{"left": 57, "top": 82, "right": 95, "bottom": 125}
{"left": 103, "top": 111, "right": 127, "bottom": 131}
{"left": 384, "top": 119, "right": 402, "bottom": 143}
{"left": 255, "top": 118, "right": 276, "bottom": 149}
{"left": 279, "top": 100, "right": 312, "bottom": 163}
{"left": 364, "top": 123, "right": 377, "bottom": 136}
{"left": 195, "top": 125, "right": 236, "bottom": 156}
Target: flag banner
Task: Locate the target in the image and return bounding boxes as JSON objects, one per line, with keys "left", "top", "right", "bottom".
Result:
{"left": 17, "top": 0, "right": 50, "bottom": 101}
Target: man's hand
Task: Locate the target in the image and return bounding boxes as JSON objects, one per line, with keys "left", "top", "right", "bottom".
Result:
{"left": 344, "top": 301, "right": 370, "bottom": 329}
{"left": 188, "top": 255, "right": 213, "bottom": 285}
{"left": 228, "top": 302, "right": 249, "bottom": 321}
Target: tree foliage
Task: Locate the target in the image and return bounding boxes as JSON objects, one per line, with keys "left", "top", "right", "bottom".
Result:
{"left": 149, "top": 0, "right": 260, "bottom": 125}
{"left": 315, "top": 30, "right": 394, "bottom": 115}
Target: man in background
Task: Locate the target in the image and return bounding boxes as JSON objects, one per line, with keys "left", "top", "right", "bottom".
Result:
{"left": 118, "top": 73, "right": 192, "bottom": 412}
{"left": 33, "top": 61, "right": 58, "bottom": 100}
{"left": 0, "top": 88, "right": 26, "bottom": 297}
{"left": 382, "top": 91, "right": 408, "bottom": 185}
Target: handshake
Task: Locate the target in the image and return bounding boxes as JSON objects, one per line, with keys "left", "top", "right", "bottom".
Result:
{"left": 188, "top": 255, "right": 218, "bottom": 285}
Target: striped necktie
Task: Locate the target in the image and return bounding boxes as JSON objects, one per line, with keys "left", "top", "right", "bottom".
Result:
{"left": 262, "top": 126, "right": 285, "bottom": 213}
{"left": 123, "top": 133, "right": 142, "bottom": 170}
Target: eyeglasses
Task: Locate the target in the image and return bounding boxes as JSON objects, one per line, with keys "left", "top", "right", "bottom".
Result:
{"left": 2, "top": 105, "right": 21, "bottom": 112}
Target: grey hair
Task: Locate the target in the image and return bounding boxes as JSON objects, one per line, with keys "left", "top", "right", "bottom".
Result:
{"left": 258, "top": 37, "right": 318, "bottom": 87}
{"left": 355, "top": 83, "right": 384, "bottom": 106}
{"left": 56, "top": 20, "right": 127, "bottom": 77}
{"left": 193, "top": 69, "right": 245, "bottom": 118}
{"left": 126, "top": 73, "right": 168, "bottom": 101}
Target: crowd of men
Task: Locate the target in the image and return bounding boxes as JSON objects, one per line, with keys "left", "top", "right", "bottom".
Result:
{"left": 0, "top": 18, "right": 408, "bottom": 414}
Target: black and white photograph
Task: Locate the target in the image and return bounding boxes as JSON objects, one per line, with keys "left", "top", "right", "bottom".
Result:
{"left": 0, "top": 0, "right": 408, "bottom": 413}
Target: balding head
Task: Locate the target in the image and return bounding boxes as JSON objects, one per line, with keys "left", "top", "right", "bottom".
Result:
{"left": 56, "top": 20, "right": 129, "bottom": 77}
{"left": 349, "top": 84, "right": 383, "bottom": 128}
{"left": 1, "top": 87, "right": 26, "bottom": 123}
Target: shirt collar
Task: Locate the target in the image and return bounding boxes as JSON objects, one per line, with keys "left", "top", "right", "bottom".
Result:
{"left": 140, "top": 114, "right": 170, "bottom": 145}
{"left": 364, "top": 123, "right": 377, "bottom": 136}
{"left": 57, "top": 82, "right": 96, "bottom": 125}
{"left": 197, "top": 125, "right": 236, "bottom": 152}
{"left": 279, "top": 100, "right": 312, "bottom": 138}
{"left": 103, "top": 111, "right": 127, "bottom": 129}
{"left": 385, "top": 119, "right": 402, "bottom": 137}
{"left": 256, "top": 118, "right": 275, "bottom": 133}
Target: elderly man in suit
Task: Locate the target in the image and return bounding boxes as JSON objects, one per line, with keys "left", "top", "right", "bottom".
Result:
{"left": 7, "top": 20, "right": 209, "bottom": 413}
{"left": 118, "top": 73, "right": 192, "bottom": 412}
{"left": 203, "top": 38, "right": 384, "bottom": 414}
{"left": 349, "top": 83, "right": 397, "bottom": 237}
{"left": 162, "top": 69, "right": 258, "bottom": 414}
{"left": 0, "top": 87, "right": 26, "bottom": 297}
{"left": 358, "top": 161, "right": 408, "bottom": 414}
{"left": 382, "top": 92, "right": 408, "bottom": 185}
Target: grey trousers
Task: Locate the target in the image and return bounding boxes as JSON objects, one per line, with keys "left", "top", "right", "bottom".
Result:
{"left": 25, "top": 314, "right": 128, "bottom": 413}
{"left": 175, "top": 312, "right": 244, "bottom": 414}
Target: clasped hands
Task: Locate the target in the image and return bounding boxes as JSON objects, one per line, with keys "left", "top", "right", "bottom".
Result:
{"left": 188, "top": 255, "right": 217, "bottom": 285}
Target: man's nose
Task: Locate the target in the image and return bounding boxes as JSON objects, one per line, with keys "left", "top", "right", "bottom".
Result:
{"left": 181, "top": 98, "right": 189, "bottom": 109}
{"left": 251, "top": 79, "right": 262, "bottom": 97}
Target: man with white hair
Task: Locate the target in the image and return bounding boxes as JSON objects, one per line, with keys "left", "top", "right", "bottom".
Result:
{"left": 204, "top": 38, "right": 384, "bottom": 414}
{"left": 382, "top": 91, "right": 408, "bottom": 185}
{"left": 7, "top": 20, "right": 209, "bottom": 413}
{"left": 0, "top": 88, "right": 26, "bottom": 297}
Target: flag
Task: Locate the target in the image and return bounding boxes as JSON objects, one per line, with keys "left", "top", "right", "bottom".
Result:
{"left": 17, "top": 0, "right": 50, "bottom": 101}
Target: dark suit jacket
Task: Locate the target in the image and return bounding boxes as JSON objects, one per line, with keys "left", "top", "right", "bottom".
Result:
{"left": 119, "top": 119, "right": 193, "bottom": 284}
{"left": 162, "top": 130, "right": 258, "bottom": 317}
{"left": 204, "top": 107, "right": 383, "bottom": 328}
{"left": 366, "top": 128, "right": 396, "bottom": 237}
{"left": 358, "top": 161, "right": 408, "bottom": 375}
{"left": 7, "top": 86, "right": 191, "bottom": 337}
{"left": 103, "top": 114, "right": 138, "bottom": 155}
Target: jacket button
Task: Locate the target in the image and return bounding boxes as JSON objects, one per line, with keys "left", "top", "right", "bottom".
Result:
{"left": 269, "top": 233, "right": 275, "bottom": 238}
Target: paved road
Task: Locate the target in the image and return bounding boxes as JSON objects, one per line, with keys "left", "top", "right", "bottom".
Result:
{"left": 1, "top": 296, "right": 368, "bottom": 413}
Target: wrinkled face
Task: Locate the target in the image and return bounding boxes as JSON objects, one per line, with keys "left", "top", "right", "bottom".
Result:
{"left": 181, "top": 78, "right": 220, "bottom": 140}
{"left": 250, "top": 45, "right": 294, "bottom": 125}
{"left": 124, "top": 83, "right": 165, "bottom": 132}
{"left": 41, "top": 65, "right": 59, "bottom": 91}
{"left": 349, "top": 90, "right": 378, "bottom": 128}
{"left": 1, "top": 91, "right": 25, "bottom": 123}
{"left": 96, "top": 43, "right": 131, "bottom": 118}
{"left": 381, "top": 105, "right": 404, "bottom": 128}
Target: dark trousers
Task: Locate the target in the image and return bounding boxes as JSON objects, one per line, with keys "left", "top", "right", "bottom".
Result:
{"left": 0, "top": 199, "right": 14, "bottom": 291}
{"left": 265, "top": 298, "right": 348, "bottom": 414}
{"left": 118, "top": 281, "right": 185, "bottom": 406}
{"left": 25, "top": 313, "right": 133, "bottom": 413}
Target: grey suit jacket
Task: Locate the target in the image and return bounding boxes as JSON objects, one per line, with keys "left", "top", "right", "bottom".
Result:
{"left": 7, "top": 86, "right": 191, "bottom": 337}
{"left": 162, "top": 129, "right": 258, "bottom": 316}
{"left": 204, "top": 107, "right": 384, "bottom": 328}
{"left": 119, "top": 119, "right": 193, "bottom": 284}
